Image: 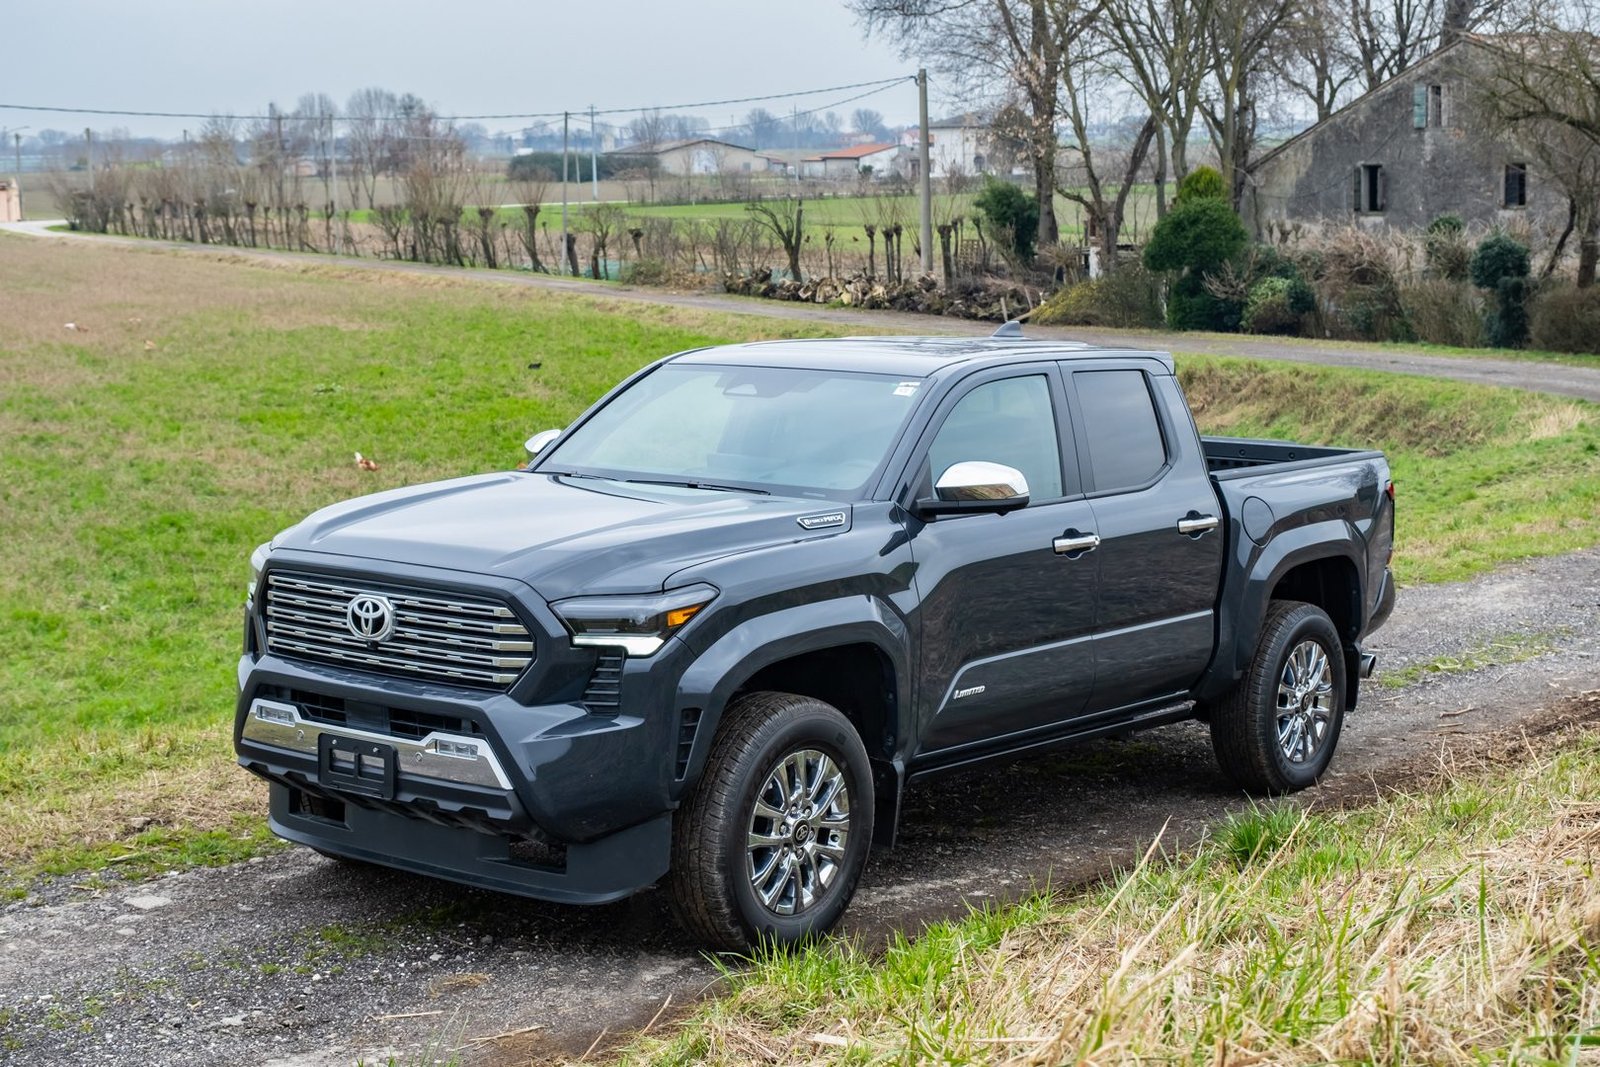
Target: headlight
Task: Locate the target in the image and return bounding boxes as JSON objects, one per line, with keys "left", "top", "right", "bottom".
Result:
{"left": 551, "top": 583, "right": 717, "bottom": 656}
{"left": 249, "top": 542, "right": 271, "bottom": 603}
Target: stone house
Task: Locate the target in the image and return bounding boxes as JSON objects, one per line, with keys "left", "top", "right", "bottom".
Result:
{"left": 1243, "top": 37, "right": 1561, "bottom": 236}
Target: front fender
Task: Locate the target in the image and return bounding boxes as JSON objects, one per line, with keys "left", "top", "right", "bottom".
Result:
{"left": 672, "top": 595, "right": 911, "bottom": 790}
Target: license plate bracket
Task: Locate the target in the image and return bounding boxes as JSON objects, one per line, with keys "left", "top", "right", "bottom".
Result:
{"left": 318, "top": 734, "right": 397, "bottom": 799}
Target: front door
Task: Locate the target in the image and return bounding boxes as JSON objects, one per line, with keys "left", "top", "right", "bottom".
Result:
{"left": 908, "top": 370, "right": 1099, "bottom": 756}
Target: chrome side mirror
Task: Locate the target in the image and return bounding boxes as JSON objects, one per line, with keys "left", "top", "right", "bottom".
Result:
{"left": 918, "top": 461, "right": 1031, "bottom": 517}
{"left": 524, "top": 428, "right": 562, "bottom": 458}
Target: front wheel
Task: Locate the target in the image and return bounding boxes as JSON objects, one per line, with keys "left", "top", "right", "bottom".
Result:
{"left": 1211, "top": 600, "right": 1347, "bottom": 794}
{"left": 668, "top": 692, "right": 874, "bottom": 952}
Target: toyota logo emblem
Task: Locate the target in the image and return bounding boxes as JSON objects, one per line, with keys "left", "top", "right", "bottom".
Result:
{"left": 345, "top": 594, "right": 395, "bottom": 643}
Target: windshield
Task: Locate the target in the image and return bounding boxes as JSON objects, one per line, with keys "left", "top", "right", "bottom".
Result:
{"left": 538, "top": 363, "right": 924, "bottom": 498}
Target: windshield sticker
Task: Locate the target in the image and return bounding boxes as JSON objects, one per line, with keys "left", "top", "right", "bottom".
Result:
{"left": 893, "top": 381, "right": 920, "bottom": 397}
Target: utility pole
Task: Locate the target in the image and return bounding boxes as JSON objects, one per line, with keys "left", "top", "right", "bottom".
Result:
{"left": 917, "top": 68, "right": 933, "bottom": 276}
{"left": 560, "top": 111, "right": 570, "bottom": 275}
{"left": 792, "top": 105, "right": 800, "bottom": 189}
{"left": 589, "top": 105, "right": 599, "bottom": 202}
{"left": 13, "top": 132, "right": 23, "bottom": 217}
{"left": 328, "top": 112, "right": 341, "bottom": 252}
{"left": 85, "top": 127, "right": 94, "bottom": 194}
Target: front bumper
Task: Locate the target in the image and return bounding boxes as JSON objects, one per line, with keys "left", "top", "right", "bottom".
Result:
{"left": 268, "top": 782, "right": 670, "bottom": 905}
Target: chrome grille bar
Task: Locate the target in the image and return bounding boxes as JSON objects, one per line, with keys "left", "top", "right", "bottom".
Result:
{"left": 263, "top": 571, "right": 535, "bottom": 688}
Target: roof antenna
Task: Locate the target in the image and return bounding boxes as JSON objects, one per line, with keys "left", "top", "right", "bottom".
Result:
{"left": 991, "top": 320, "right": 1024, "bottom": 339}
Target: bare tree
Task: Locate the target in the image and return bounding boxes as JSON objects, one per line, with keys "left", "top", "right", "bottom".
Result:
{"left": 852, "top": 108, "right": 890, "bottom": 140}
{"left": 1201, "top": 0, "right": 1298, "bottom": 205}
{"left": 747, "top": 198, "right": 806, "bottom": 280}
{"left": 1474, "top": 19, "right": 1600, "bottom": 285}
{"left": 345, "top": 87, "right": 397, "bottom": 210}
{"left": 852, "top": 0, "right": 1068, "bottom": 247}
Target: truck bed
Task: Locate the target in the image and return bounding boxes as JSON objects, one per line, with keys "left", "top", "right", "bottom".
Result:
{"left": 1203, "top": 436, "right": 1383, "bottom": 477}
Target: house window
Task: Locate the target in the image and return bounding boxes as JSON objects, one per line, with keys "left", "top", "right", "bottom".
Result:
{"left": 972, "top": 153, "right": 986, "bottom": 172}
{"left": 1355, "top": 164, "right": 1387, "bottom": 213}
{"left": 1413, "top": 84, "right": 1445, "bottom": 128}
{"left": 1504, "top": 163, "right": 1528, "bottom": 207}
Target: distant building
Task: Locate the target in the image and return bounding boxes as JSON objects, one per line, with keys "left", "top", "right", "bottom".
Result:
{"left": 904, "top": 114, "right": 995, "bottom": 179}
{"left": 799, "top": 143, "right": 909, "bottom": 180}
{"left": 1244, "top": 36, "right": 1561, "bottom": 234}
{"left": 606, "top": 137, "right": 776, "bottom": 177}
{"left": 0, "top": 179, "right": 20, "bottom": 223}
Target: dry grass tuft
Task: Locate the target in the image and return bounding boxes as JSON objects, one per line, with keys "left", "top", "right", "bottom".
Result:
{"left": 624, "top": 716, "right": 1600, "bottom": 1066}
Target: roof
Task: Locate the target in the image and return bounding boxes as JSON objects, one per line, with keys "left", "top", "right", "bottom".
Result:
{"left": 809, "top": 142, "right": 902, "bottom": 161}
{"left": 606, "top": 136, "right": 753, "bottom": 156}
{"left": 928, "top": 112, "right": 989, "bottom": 129}
{"left": 1250, "top": 37, "right": 1478, "bottom": 170}
{"left": 668, "top": 335, "right": 1173, "bottom": 377}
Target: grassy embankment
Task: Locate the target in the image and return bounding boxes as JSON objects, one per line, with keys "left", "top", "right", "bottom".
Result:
{"left": 1, "top": 232, "right": 1597, "bottom": 891}
{"left": 620, "top": 717, "right": 1600, "bottom": 1065}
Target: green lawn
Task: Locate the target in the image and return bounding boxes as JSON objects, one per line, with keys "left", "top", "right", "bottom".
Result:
{"left": 1, "top": 232, "right": 1596, "bottom": 887}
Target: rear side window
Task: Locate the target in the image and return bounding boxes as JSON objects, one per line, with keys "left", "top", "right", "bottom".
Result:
{"left": 1075, "top": 370, "right": 1167, "bottom": 492}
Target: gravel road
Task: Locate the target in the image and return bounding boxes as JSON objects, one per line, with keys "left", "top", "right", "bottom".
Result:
{"left": 3, "top": 547, "right": 1598, "bottom": 1067}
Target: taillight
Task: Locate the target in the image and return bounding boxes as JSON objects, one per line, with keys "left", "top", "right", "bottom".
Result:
{"left": 1385, "top": 481, "right": 1395, "bottom": 501}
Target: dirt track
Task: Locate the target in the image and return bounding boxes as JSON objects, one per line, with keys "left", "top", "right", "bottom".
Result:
{"left": 3, "top": 545, "right": 1598, "bottom": 1067}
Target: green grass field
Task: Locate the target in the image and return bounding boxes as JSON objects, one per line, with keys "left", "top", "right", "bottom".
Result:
{"left": 1, "top": 232, "right": 1597, "bottom": 889}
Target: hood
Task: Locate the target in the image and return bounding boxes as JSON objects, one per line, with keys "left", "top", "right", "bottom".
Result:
{"left": 273, "top": 472, "right": 852, "bottom": 600}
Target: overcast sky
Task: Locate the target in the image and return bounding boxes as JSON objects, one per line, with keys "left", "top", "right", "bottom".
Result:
{"left": 2, "top": 0, "right": 933, "bottom": 141}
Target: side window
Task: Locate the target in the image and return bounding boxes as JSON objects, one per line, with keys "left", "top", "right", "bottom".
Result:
{"left": 928, "top": 375, "right": 1063, "bottom": 500}
{"left": 1075, "top": 370, "right": 1168, "bottom": 492}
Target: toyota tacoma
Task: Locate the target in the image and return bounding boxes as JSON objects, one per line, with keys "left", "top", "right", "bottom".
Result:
{"left": 235, "top": 328, "right": 1396, "bottom": 949}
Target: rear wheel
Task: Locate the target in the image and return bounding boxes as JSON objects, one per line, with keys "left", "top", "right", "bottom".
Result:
{"left": 668, "top": 692, "right": 873, "bottom": 951}
{"left": 1211, "top": 600, "right": 1347, "bottom": 794}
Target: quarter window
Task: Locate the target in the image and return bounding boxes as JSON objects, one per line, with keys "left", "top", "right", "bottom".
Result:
{"left": 1075, "top": 370, "right": 1168, "bottom": 492}
{"left": 928, "top": 375, "right": 1064, "bottom": 500}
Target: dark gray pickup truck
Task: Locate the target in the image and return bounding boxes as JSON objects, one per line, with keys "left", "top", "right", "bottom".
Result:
{"left": 235, "top": 330, "right": 1395, "bottom": 948}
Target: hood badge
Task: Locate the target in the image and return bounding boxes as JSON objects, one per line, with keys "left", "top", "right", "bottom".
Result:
{"left": 346, "top": 594, "right": 396, "bottom": 644}
{"left": 797, "top": 511, "right": 847, "bottom": 531}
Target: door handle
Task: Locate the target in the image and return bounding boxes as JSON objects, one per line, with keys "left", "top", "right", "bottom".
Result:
{"left": 1177, "top": 514, "right": 1220, "bottom": 535}
{"left": 1053, "top": 531, "right": 1101, "bottom": 556}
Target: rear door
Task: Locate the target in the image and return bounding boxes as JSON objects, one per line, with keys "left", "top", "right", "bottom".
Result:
{"left": 906, "top": 366, "right": 1100, "bottom": 756}
{"left": 1064, "top": 365, "right": 1223, "bottom": 713}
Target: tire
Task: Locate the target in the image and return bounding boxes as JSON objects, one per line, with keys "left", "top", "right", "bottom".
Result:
{"left": 1211, "top": 600, "right": 1347, "bottom": 794}
{"left": 668, "top": 691, "right": 874, "bottom": 952}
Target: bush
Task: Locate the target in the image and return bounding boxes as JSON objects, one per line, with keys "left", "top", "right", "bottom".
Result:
{"left": 973, "top": 179, "right": 1039, "bottom": 262}
{"left": 1168, "top": 272, "right": 1244, "bottom": 331}
{"left": 1242, "top": 276, "right": 1315, "bottom": 334}
{"left": 1471, "top": 234, "right": 1531, "bottom": 348}
{"left": 1143, "top": 198, "right": 1248, "bottom": 275}
{"left": 1471, "top": 233, "right": 1531, "bottom": 290}
{"left": 1034, "top": 264, "right": 1163, "bottom": 328}
{"left": 1529, "top": 284, "right": 1600, "bottom": 353}
{"left": 1424, "top": 225, "right": 1472, "bottom": 282}
{"left": 619, "top": 257, "right": 674, "bottom": 286}
{"left": 1427, "top": 213, "right": 1464, "bottom": 235}
{"left": 1486, "top": 276, "right": 1531, "bottom": 348}
{"left": 1175, "top": 166, "right": 1226, "bottom": 205}
{"left": 1400, "top": 280, "right": 1482, "bottom": 346}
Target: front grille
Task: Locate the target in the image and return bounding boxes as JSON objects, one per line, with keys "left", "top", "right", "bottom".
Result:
{"left": 263, "top": 571, "right": 534, "bottom": 689}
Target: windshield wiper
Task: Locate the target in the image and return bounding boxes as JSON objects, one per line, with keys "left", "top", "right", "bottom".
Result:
{"left": 622, "top": 478, "right": 770, "bottom": 495}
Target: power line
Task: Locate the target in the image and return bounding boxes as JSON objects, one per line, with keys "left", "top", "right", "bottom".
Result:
{"left": 0, "top": 76, "right": 913, "bottom": 125}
